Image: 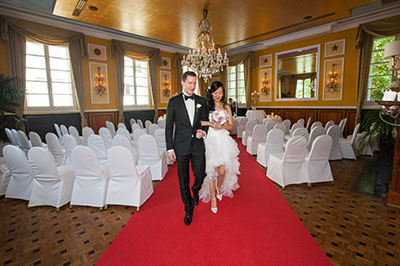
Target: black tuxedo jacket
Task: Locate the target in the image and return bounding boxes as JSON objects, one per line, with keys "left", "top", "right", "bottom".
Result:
{"left": 165, "top": 93, "right": 208, "bottom": 156}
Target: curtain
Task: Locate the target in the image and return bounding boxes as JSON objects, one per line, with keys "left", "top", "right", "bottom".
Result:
{"left": 220, "top": 52, "right": 254, "bottom": 109}
{"left": 354, "top": 15, "right": 400, "bottom": 124}
{"left": 111, "top": 40, "right": 162, "bottom": 123}
{"left": 198, "top": 78, "right": 205, "bottom": 97}
{"left": 174, "top": 52, "right": 184, "bottom": 93}
{"left": 0, "top": 15, "right": 88, "bottom": 128}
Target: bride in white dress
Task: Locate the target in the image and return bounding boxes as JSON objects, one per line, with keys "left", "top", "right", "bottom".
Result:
{"left": 199, "top": 81, "right": 240, "bottom": 213}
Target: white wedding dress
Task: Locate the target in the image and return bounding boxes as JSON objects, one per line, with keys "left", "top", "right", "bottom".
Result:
{"left": 199, "top": 109, "right": 240, "bottom": 203}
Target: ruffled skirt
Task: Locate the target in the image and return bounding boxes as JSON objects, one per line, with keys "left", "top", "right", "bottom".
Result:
{"left": 199, "top": 128, "right": 240, "bottom": 203}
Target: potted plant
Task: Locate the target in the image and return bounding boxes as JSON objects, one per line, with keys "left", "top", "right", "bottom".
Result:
{"left": 0, "top": 73, "right": 24, "bottom": 143}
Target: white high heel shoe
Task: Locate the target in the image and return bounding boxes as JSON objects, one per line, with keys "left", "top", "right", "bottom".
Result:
{"left": 211, "top": 198, "right": 218, "bottom": 213}
{"left": 216, "top": 186, "right": 222, "bottom": 201}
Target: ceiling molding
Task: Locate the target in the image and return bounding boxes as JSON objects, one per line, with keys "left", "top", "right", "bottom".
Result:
{"left": 0, "top": 4, "right": 189, "bottom": 54}
{"left": 226, "top": 1, "right": 400, "bottom": 55}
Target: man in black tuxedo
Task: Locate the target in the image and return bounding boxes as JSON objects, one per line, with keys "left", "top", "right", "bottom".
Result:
{"left": 228, "top": 98, "right": 236, "bottom": 115}
{"left": 165, "top": 71, "right": 209, "bottom": 225}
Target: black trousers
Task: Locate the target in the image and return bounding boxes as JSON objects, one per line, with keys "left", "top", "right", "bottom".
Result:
{"left": 176, "top": 148, "right": 206, "bottom": 213}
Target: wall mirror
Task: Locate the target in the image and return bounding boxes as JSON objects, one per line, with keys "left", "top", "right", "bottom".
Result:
{"left": 275, "top": 45, "right": 320, "bottom": 101}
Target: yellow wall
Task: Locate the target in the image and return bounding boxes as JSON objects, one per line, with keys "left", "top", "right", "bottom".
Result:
{"left": 252, "top": 27, "right": 359, "bottom": 107}
{"left": 158, "top": 51, "right": 177, "bottom": 108}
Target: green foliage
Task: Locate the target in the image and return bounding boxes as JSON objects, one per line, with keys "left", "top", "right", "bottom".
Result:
{"left": 370, "top": 89, "right": 384, "bottom": 101}
{"left": 370, "top": 76, "right": 391, "bottom": 89}
{"left": 372, "top": 36, "right": 395, "bottom": 50}
{"left": 0, "top": 73, "right": 25, "bottom": 142}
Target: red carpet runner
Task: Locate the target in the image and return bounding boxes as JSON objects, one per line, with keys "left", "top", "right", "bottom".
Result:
{"left": 97, "top": 138, "right": 331, "bottom": 265}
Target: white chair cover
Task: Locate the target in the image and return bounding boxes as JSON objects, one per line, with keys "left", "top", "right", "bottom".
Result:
{"left": 54, "top": 124, "right": 63, "bottom": 141}
{"left": 5, "top": 128, "right": 18, "bottom": 146}
{"left": 282, "top": 119, "right": 291, "bottom": 135}
{"left": 292, "top": 127, "right": 309, "bottom": 139}
{"left": 99, "top": 127, "right": 113, "bottom": 150}
{"left": 88, "top": 134, "right": 108, "bottom": 165}
{"left": 117, "top": 127, "right": 132, "bottom": 141}
{"left": 113, "top": 134, "right": 138, "bottom": 163}
{"left": 325, "top": 120, "right": 334, "bottom": 131}
{"left": 305, "top": 135, "right": 334, "bottom": 184}
{"left": 289, "top": 122, "right": 303, "bottom": 137}
{"left": 45, "top": 133, "right": 67, "bottom": 166}
{"left": 154, "top": 128, "right": 172, "bottom": 165}
{"left": 138, "top": 135, "right": 168, "bottom": 181}
{"left": 145, "top": 120, "right": 152, "bottom": 134}
{"left": 28, "top": 147, "right": 75, "bottom": 208}
{"left": 265, "top": 120, "right": 276, "bottom": 135}
{"left": 297, "top": 118, "right": 305, "bottom": 126}
{"left": 133, "top": 128, "right": 147, "bottom": 148}
{"left": 3, "top": 145, "right": 34, "bottom": 200}
{"left": 266, "top": 136, "right": 308, "bottom": 188}
{"left": 158, "top": 119, "right": 166, "bottom": 129}
{"left": 62, "top": 134, "right": 78, "bottom": 165}
{"left": 338, "top": 118, "right": 347, "bottom": 138}
{"left": 326, "top": 125, "right": 342, "bottom": 160}
{"left": 149, "top": 124, "right": 159, "bottom": 136}
{"left": 106, "top": 146, "right": 154, "bottom": 209}
{"left": 242, "top": 120, "right": 257, "bottom": 146}
{"left": 237, "top": 117, "right": 248, "bottom": 138}
{"left": 118, "top": 123, "right": 127, "bottom": 130}
{"left": 69, "top": 126, "right": 82, "bottom": 145}
{"left": 106, "top": 121, "right": 116, "bottom": 138}
{"left": 60, "top": 125, "right": 69, "bottom": 136}
{"left": 247, "top": 125, "right": 267, "bottom": 155}
{"left": 137, "top": 119, "right": 144, "bottom": 129}
{"left": 0, "top": 157, "right": 11, "bottom": 196}
{"left": 71, "top": 146, "right": 110, "bottom": 208}
{"left": 130, "top": 118, "right": 136, "bottom": 126}
{"left": 307, "top": 126, "right": 325, "bottom": 151}
{"left": 11, "top": 129, "right": 21, "bottom": 148}
{"left": 339, "top": 123, "right": 360, "bottom": 160}
{"left": 17, "top": 130, "right": 32, "bottom": 153}
{"left": 310, "top": 121, "right": 323, "bottom": 131}
{"left": 82, "top": 127, "right": 94, "bottom": 146}
{"left": 306, "top": 117, "right": 312, "bottom": 131}
{"left": 29, "top": 131, "right": 45, "bottom": 147}
{"left": 273, "top": 123, "right": 286, "bottom": 137}
{"left": 131, "top": 123, "right": 141, "bottom": 133}
{"left": 256, "top": 129, "right": 284, "bottom": 167}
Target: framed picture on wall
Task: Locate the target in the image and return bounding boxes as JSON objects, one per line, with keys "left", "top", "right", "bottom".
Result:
{"left": 89, "top": 62, "right": 109, "bottom": 104}
{"left": 160, "top": 70, "right": 172, "bottom": 103}
{"left": 325, "top": 39, "right": 345, "bottom": 57}
{"left": 88, "top": 44, "right": 107, "bottom": 61}
{"left": 259, "top": 54, "right": 272, "bottom": 68}
{"left": 323, "top": 57, "right": 344, "bottom": 101}
{"left": 259, "top": 69, "right": 272, "bottom": 102}
{"left": 160, "top": 57, "right": 171, "bottom": 69}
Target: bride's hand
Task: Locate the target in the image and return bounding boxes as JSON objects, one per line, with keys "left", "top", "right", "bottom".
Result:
{"left": 211, "top": 122, "right": 222, "bottom": 130}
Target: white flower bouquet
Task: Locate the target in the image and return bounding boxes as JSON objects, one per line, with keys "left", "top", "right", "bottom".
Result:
{"left": 211, "top": 110, "right": 229, "bottom": 125}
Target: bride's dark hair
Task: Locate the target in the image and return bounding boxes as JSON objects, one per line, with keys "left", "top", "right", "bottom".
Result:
{"left": 206, "top": 81, "right": 226, "bottom": 112}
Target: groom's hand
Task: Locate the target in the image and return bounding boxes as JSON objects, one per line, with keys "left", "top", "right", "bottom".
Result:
{"left": 196, "top": 129, "right": 204, "bottom": 139}
{"left": 168, "top": 150, "right": 176, "bottom": 162}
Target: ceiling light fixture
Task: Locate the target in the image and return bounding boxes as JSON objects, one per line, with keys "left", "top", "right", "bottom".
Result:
{"left": 88, "top": 6, "right": 98, "bottom": 11}
{"left": 182, "top": 9, "right": 229, "bottom": 82}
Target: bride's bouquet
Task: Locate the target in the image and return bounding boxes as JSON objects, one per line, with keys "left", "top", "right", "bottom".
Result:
{"left": 211, "top": 110, "right": 229, "bottom": 125}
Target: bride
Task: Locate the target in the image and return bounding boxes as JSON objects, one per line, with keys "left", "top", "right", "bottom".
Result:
{"left": 199, "top": 81, "right": 240, "bottom": 213}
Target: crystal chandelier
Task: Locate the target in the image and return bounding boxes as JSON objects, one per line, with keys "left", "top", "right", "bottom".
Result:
{"left": 182, "top": 10, "right": 229, "bottom": 82}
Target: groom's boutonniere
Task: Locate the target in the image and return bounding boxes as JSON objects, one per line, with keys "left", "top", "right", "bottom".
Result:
{"left": 196, "top": 103, "right": 201, "bottom": 109}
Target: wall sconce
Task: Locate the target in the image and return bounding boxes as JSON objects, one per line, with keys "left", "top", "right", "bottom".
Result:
{"left": 94, "top": 67, "right": 106, "bottom": 96}
{"left": 162, "top": 74, "right": 170, "bottom": 97}
{"left": 261, "top": 73, "right": 270, "bottom": 95}
{"left": 326, "top": 63, "right": 338, "bottom": 92}
{"left": 251, "top": 91, "right": 260, "bottom": 110}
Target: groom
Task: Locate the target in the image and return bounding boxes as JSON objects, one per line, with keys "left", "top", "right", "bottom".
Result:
{"left": 165, "top": 71, "right": 208, "bottom": 225}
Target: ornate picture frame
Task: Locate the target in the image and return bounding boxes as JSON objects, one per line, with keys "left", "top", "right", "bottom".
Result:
{"left": 160, "top": 70, "right": 172, "bottom": 103}
{"left": 89, "top": 62, "right": 109, "bottom": 104}
{"left": 88, "top": 44, "right": 107, "bottom": 61}
{"left": 323, "top": 57, "right": 344, "bottom": 101}
{"left": 259, "top": 54, "right": 272, "bottom": 68}
{"left": 160, "top": 57, "right": 171, "bottom": 70}
{"left": 259, "top": 69, "right": 272, "bottom": 102}
{"left": 325, "top": 39, "right": 345, "bottom": 57}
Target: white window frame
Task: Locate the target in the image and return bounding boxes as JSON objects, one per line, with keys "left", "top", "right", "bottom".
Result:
{"left": 24, "top": 40, "right": 77, "bottom": 113}
{"left": 123, "top": 56, "right": 151, "bottom": 109}
{"left": 227, "top": 63, "right": 246, "bottom": 107}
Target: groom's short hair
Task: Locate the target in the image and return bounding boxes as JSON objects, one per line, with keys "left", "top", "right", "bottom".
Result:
{"left": 182, "top": 71, "right": 196, "bottom": 81}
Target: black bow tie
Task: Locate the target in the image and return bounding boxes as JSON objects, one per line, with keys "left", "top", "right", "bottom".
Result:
{"left": 184, "top": 94, "right": 194, "bottom": 101}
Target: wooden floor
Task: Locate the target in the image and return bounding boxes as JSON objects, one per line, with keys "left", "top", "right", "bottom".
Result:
{"left": 0, "top": 156, "right": 399, "bottom": 265}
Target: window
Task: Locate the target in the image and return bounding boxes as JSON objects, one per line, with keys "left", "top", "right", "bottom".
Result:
{"left": 227, "top": 64, "right": 246, "bottom": 105}
{"left": 367, "top": 36, "right": 399, "bottom": 101}
{"left": 25, "top": 40, "right": 76, "bottom": 110}
{"left": 295, "top": 79, "right": 312, "bottom": 98}
{"left": 123, "top": 56, "right": 150, "bottom": 106}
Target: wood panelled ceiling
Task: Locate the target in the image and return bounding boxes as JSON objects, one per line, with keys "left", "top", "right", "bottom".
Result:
{"left": 53, "top": 0, "right": 376, "bottom": 49}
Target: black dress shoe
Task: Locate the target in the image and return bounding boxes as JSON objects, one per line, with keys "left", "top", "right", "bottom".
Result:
{"left": 184, "top": 212, "right": 193, "bottom": 226}
{"left": 193, "top": 194, "right": 199, "bottom": 206}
